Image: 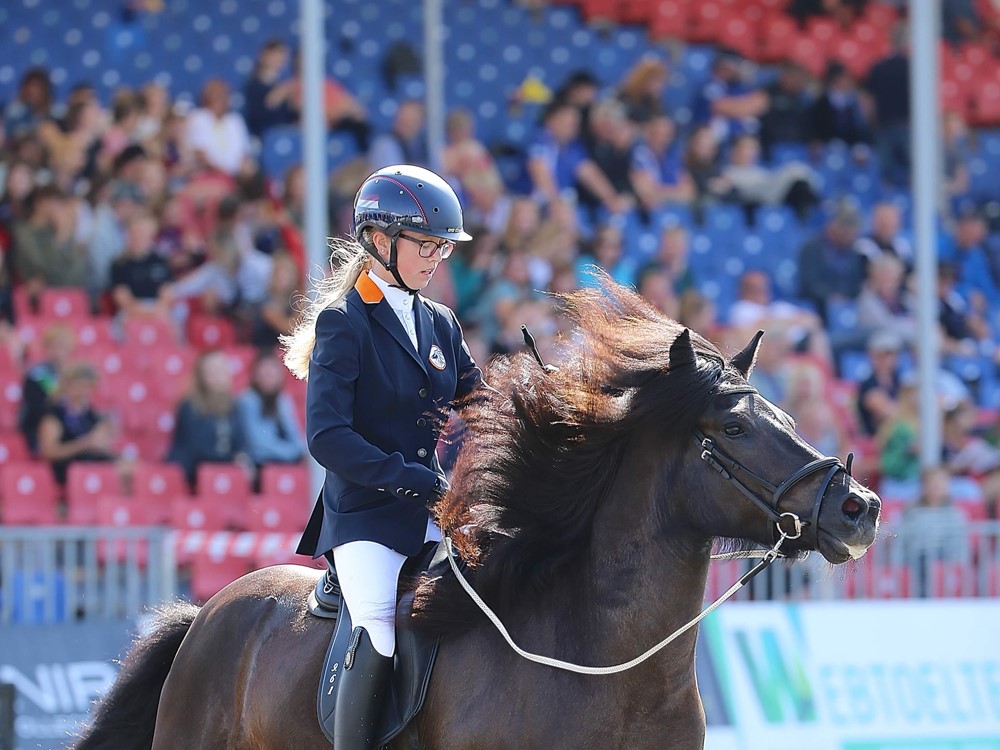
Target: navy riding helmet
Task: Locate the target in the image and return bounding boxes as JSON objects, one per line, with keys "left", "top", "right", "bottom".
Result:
{"left": 353, "top": 165, "right": 473, "bottom": 290}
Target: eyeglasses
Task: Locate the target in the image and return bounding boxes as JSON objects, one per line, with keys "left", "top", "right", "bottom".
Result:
{"left": 398, "top": 233, "right": 455, "bottom": 259}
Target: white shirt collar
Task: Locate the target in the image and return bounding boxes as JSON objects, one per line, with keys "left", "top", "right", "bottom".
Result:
{"left": 367, "top": 270, "right": 414, "bottom": 313}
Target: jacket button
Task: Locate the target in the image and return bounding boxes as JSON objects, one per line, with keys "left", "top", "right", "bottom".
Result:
{"left": 417, "top": 448, "right": 428, "bottom": 458}
{"left": 418, "top": 388, "right": 428, "bottom": 398}
{"left": 416, "top": 418, "right": 426, "bottom": 427}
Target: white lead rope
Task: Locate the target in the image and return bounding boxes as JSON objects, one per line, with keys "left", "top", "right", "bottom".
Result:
{"left": 443, "top": 530, "right": 791, "bottom": 676}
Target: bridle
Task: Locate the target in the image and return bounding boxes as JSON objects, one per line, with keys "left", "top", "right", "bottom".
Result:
{"left": 693, "top": 386, "right": 863, "bottom": 552}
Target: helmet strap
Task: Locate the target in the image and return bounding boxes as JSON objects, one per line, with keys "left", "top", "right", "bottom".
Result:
{"left": 360, "top": 229, "right": 419, "bottom": 294}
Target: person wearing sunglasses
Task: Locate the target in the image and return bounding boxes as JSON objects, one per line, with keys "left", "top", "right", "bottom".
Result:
{"left": 282, "top": 164, "right": 481, "bottom": 749}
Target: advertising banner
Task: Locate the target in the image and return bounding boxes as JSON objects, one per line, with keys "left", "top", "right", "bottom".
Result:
{"left": 0, "top": 622, "right": 133, "bottom": 750}
{"left": 702, "top": 600, "right": 1000, "bottom": 750}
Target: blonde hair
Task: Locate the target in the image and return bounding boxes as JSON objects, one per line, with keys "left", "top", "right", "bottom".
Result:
{"left": 281, "top": 236, "right": 373, "bottom": 380}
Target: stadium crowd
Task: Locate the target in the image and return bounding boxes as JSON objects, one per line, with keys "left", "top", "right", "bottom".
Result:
{"left": 1, "top": 0, "right": 1000, "bottom": 577}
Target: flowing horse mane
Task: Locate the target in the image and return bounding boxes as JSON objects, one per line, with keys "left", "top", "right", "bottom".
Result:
{"left": 410, "top": 280, "right": 740, "bottom": 636}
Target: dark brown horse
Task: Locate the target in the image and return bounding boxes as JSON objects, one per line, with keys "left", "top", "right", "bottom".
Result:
{"left": 73, "top": 282, "right": 880, "bottom": 750}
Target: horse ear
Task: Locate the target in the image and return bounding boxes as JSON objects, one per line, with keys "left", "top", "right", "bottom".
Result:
{"left": 732, "top": 330, "right": 765, "bottom": 378}
{"left": 669, "top": 328, "right": 695, "bottom": 368}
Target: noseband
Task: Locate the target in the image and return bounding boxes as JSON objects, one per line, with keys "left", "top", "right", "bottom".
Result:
{"left": 693, "top": 389, "right": 857, "bottom": 551}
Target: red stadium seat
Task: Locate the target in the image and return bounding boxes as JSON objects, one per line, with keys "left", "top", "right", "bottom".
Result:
{"left": 122, "top": 317, "right": 179, "bottom": 348}
{"left": 72, "top": 317, "right": 116, "bottom": 353}
{"left": 688, "top": 0, "right": 727, "bottom": 43}
{"left": 0, "top": 462, "right": 59, "bottom": 525}
{"left": 758, "top": 14, "right": 799, "bottom": 62}
{"left": 222, "top": 345, "right": 257, "bottom": 392}
{"left": 187, "top": 314, "right": 237, "bottom": 350}
{"left": 65, "top": 463, "right": 122, "bottom": 525}
{"left": 717, "top": 16, "right": 759, "bottom": 60}
{"left": 929, "top": 561, "right": 968, "bottom": 598}
{"left": 190, "top": 550, "right": 254, "bottom": 603}
{"left": 246, "top": 495, "right": 311, "bottom": 533}
{"left": 0, "top": 374, "right": 23, "bottom": 431}
{"left": 260, "top": 464, "right": 311, "bottom": 499}
{"left": 0, "top": 432, "right": 30, "bottom": 464}
{"left": 172, "top": 497, "right": 230, "bottom": 532}
{"left": 146, "top": 346, "right": 195, "bottom": 401}
{"left": 195, "top": 465, "right": 253, "bottom": 529}
{"left": 649, "top": 0, "right": 688, "bottom": 40}
{"left": 787, "top": 36, "right": 827, "bottom": 79}
{"left": 132, "top": 462, "right": 188, "bottom": 524}
{"left": 39, "top": 288, "right": 90, "bottom": 321}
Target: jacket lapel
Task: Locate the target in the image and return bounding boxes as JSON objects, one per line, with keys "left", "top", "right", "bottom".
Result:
{"left": 355, "top": 274, "right": 427, "bottom": 374}
{"left": 414, "top": 297, "right": 433, "bottom": 362}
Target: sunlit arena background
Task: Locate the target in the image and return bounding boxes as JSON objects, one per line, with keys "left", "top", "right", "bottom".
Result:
{"left": 0, "top": 0, "right": 999, "bottom": 748}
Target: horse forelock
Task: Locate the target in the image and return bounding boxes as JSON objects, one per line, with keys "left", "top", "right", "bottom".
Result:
{"left": 414, "top": 280, "right": 738, "bottom": 636}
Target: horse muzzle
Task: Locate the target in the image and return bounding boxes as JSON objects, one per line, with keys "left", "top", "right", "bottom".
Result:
{"left": 814, "top": 484, "right": 881, "bottom": 564}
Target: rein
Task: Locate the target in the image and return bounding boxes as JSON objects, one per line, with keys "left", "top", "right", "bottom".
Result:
{"left": 443, "top": 515, "right": 798, "bottom": 676}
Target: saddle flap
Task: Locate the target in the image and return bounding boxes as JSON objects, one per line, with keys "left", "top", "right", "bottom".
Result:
{"left": 313, "top": 542, "right": 442, "bottom": 747}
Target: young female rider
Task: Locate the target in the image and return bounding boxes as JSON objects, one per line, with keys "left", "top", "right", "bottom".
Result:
{"left": 283, "top": 164, "right": 482, "bottom": 749}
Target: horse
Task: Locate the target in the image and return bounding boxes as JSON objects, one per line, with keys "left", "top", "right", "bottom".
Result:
{"left": 73, "top": 281, "right": 880, "bottom": 750}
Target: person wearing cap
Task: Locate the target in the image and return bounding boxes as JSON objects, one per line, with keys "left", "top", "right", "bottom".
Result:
{"left": 856, "top": 329, "right": 904, "bottom": 437}
{"left": 796, "top": 201, "right": 866, "bottom": 323}
{"left": 282, "top": 164, "right": 482, "bottom": 749}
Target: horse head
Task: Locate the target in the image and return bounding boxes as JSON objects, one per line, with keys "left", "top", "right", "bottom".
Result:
{"left": 670, "top": 326, "right": 880, "bottom": 563}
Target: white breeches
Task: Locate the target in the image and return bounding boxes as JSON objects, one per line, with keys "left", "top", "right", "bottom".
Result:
{"left": 332, "top": 516, "right": 442, "bottom": 657}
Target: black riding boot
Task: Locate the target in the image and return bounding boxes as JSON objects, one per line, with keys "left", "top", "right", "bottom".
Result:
{"left": 333, "top": 626, "right": 393, "bottom": 750}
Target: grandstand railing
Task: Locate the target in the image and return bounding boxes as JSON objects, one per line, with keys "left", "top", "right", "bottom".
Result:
{"left": 0, "top": 526, "right": 177, "bottom": 625}
{"left": 706, "top": 521, "right": 1000, "bottom": 602}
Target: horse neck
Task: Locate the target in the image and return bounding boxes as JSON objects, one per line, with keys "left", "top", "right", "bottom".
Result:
{"left": 545, "top": 443, "right": 712, "bottom": 676}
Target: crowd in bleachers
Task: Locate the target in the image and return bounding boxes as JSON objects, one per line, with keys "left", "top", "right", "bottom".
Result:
{"left": 1, "top": 0, "right": 1000, "bottom": 599}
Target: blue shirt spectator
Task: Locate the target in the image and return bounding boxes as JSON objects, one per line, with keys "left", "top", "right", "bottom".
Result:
{"left": 236, "top": 353, "right": 306, "bottom": 467}
{"left": 693, "top": 54, "right": 768, "bottom": 143}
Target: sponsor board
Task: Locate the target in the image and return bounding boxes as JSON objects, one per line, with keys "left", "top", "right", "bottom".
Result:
{"left": 0, "top": 622, "right": 132, "bottom": 750}
{"left": 703, "top": 600, "right": 1000, "bottom": 750}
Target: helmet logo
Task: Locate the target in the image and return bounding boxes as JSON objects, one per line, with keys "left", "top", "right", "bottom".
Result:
{"left": 428, "top": 345, "right": 447, "bottom": 371}
{"left": 357, "top": 196, "right": 379, "bottom": 210}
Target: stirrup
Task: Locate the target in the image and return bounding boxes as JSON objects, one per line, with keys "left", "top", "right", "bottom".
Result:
{"left": 309, "top": 564, "right": 341, "bottom": 617}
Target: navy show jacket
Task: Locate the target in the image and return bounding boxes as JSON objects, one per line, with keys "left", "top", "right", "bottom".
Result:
{"left": 297, "top": 272, "right": 481, "bottom": 558}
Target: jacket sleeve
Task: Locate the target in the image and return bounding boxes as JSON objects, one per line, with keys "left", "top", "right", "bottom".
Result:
{"left": 306, "top": 307, "right": 439, "bottom": 498}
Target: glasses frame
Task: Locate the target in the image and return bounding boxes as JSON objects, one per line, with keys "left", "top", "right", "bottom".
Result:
{"left": 397, "top": 233, "right": 455, "bottom": 259}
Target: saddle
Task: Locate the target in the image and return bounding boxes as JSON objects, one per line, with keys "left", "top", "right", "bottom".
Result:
{"left": 307, "top": 541, "right": 445, "bottom": 749}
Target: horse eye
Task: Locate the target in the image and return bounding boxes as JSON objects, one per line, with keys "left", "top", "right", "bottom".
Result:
{"left": 723, "top": 424, "right": 744, "bottom": 437}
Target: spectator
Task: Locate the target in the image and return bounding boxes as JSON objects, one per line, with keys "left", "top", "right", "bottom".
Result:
{"left": 630, "top": 113, "right": 695, "bottom": 210}
{"left": 937, "top": 262, "right": 997, "bottom": 362}
{"left": 183, "top": 78, "right": 252, "bottom": 176}
{"left": 942, "top": 399, "right": 1000, "bottom": 517}
{"left": 462, "top": 169, "right": 511, "bottom": 237}
{"left": 787, "top": 0, "right": 868, "bottom": 26}
{"left": 683, "top": 124, "right": 732, "bottom": 211}
{"left": 635, "top": 264, "right": 679, "bottom": 317}
{"left": 941, "top": 207, "right": 998, "bottom": 309}
{"left": 243, "top": 38, "right": 296, "bottom": 138}
{"left": 942, "top": 111, "right": 972, "bottom": 201}
{"left": 640, "top": 225, "right": 697, "bottom": 296}
{"left": 616, "top": 56, "right": 669, "bottom": 123}
{"left": 854, "top": 201, "right": 913, "bottom": 272}
{"left": 899, "top": 467, "right": 972, "bottom": 596}
{"left": 3, "top": 67, "right": 54, "bottom": 143}
{"left": 693, "top": 51, "right": 769, "bottom": 144}
{"left": 236, "top": 351, "right": 306, "bottom": 469}
{"left": 876, "top": 372, "right": 921, "bottom": 500}
{"left": 167, "top": 350, "right": 251, "bottom": 487}
{"left": 1, "top": 161, "right": 37, "bottom": 228}
{"left": 797, "top": 202, "right": 866, "bottom": 322}
{"left": 806, "top": 62, "right": 871, "bottom": 148}
{"left": 12, "top": 185, "right": 88, "bottom": 302}
{"left": 280, "top": 50, "right": 371, "bottom": 152}
{"left": 580, "top": 99, "right": 642, "bottom": 219}
{"left": 98, "top": 90, "right": 142, "bottom": 174}
{"left": 856, "top": 329, "right": 903, "bottom": 438}
{"left": 19, "top": 323, "right": 75, "bottom": 455}
{"left": 942, "top": 0, "right": 983, "bottom": 45}
{"left": 153, "top": 194, "right": 204, "bottom": 275}
{"left": 134, "top": 82, "right": 171, "bottom": 149}
{"left": 369, "top": 99, "right": 427, "bottom": 169}
{"left": 576, "top": 222, "right": 637, "bottom": 288}
{"left": 249, "top": 252, "right": 301, "bottom": 349}
{"left": 552, "top": 69, "right": 601, "bottom": 151}
{"left": 109, "top": 212, "right": 173, "bottom": 321}
{"left": 87, "top": 180, "right": 144, "bottom": 298}
{"left": 793, "top": 395, "right": 849, "bottom": 459}
{"left": 526, "top": 99, "right": 629, "bottom": 214}
{"left": 720, "top": 134, "right": 819, "bottom": 221}
{"left": 759, "top": 60, "right": 813, "bottom": 158}
{"left": 728, "top": 269, "right": 833, "bottom": 363}
{"left": 37, "top": 363, "right": 118, "bottom": 485}
{"left": 865, "top": 24, "right": 911, "bottom": 187}
{"left": 855, "top": 254, "right": 917, "bottom": 347}
{"left": 441, "top": 108, "right": 501, "bottom": 196}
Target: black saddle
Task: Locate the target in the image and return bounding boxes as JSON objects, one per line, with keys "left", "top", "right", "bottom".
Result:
{"left": 308, "top": 541, "right": 443, "bottom": 749}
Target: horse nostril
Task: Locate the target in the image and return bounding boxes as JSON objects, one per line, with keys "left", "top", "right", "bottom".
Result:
{"left": 841, "top": 494, "right": 866, "bottom": 520}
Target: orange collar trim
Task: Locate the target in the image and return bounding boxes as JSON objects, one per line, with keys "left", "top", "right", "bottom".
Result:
{"left": 355, "top": 273, "right": 384, "bottom": 304}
